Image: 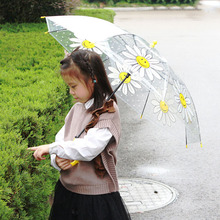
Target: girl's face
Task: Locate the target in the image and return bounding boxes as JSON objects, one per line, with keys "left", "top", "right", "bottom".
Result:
{"left": 63, "top": 74, "right": 94, "bottom": 104}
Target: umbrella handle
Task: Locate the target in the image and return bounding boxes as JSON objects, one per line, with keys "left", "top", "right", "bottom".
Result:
{"left": 71, "top": 160, "right": 79, "bottom": 166}
{"left": 70, "top": 138, "right": 79, "bottom": 167}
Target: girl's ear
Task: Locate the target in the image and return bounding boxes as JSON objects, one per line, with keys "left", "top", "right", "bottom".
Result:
{"left": 87, "top": 78, "right": 95, "bottom": 90}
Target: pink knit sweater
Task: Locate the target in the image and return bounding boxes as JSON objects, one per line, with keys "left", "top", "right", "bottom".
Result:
{"left": 59, "top": 101, "right": 121, "bottom": 195}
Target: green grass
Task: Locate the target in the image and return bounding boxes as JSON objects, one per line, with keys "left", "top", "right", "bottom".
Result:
{"left": 74, "top": 8, "right": 116, "bottom": 23}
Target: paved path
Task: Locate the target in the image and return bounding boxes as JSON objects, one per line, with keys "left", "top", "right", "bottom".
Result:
{"left": 114, "top": 4, "right": 220, "bottom": 220}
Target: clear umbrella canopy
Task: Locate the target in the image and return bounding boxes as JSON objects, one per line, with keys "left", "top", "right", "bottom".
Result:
{"left": 100, "top": 34, "right": 201, "bottom": 145}
{"left": 44, "top": 15, "right": 201, "bottom": 147}
{"left": 45, "top": 15, "right": 127, "bottom": 53}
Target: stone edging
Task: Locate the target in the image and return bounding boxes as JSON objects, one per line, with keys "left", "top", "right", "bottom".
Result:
{"left": 105, "top": 5, "right": 200, "bottom": 11}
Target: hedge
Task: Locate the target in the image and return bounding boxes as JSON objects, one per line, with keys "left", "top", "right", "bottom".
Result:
{"left": 0, "top": 0, "right": 67, "bottom": 23}
{"left": 0, "top": 23, "right": 72, "bottom": 219}
{"left": 0, "top": 10, "right": 115, "bottom": 218}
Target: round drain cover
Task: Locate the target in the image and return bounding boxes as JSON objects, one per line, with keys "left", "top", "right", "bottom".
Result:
{"left": 119, "top": 178, "right": 178, "bottom": 213}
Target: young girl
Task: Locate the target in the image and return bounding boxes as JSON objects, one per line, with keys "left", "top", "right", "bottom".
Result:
{"left": 29, "top": 48, "right": 131, "bottom": 220}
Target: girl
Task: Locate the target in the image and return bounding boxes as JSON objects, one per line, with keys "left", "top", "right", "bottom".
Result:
{"left": 29, "top": 48, "right": 131, "bottom": 220}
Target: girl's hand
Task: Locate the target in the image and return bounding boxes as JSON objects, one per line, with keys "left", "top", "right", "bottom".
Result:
{"left": 55, "top": 156, "right": 73, "bottom": 170}
{"left": 28, "top": 144, "right": 50, "bottom": 161}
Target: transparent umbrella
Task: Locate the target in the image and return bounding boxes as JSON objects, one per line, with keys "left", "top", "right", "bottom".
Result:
{"left": 100, "top": 33, "right": 202, "bottom": 147}
{"left": 44, "top": 15, "right": 202, "bottom": 147}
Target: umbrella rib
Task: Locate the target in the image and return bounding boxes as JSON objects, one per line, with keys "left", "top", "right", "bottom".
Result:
{"left": 114, "top": 34, "right": 134, "bottom": 54}
{"left": 140, "top": 90, "right": 151, "bottom": 119}
{"left": 48, "top": 28, "right": 67, "bottom": 33}
{"left": 132, "top": 34, "right": 138, "bottom": 47}
{"left": 101, "top": 54, "right": 109, "bottom": 63}
{"left": 185, "top": 127, "right": 188, "bottom": 148}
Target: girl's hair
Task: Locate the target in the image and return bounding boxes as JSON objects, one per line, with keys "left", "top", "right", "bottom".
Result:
{"left": 60, "top": 48, "right": 117, "bottom": 112}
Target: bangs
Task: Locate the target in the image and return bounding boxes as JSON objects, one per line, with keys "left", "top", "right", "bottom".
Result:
{"left": 61, "top": 61, "right": 92, "bottom": 93}
{"left": 61, "top": 62, "right": 82, "bottom": 81}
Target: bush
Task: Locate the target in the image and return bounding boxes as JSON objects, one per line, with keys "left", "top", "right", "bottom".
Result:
{"left": 0, "top": 0, "right": 79, "bottom": 23}
{"left": 0, "top": 9, "right": 116, "bottom": 218}
{"left": 0, "top": 23, "right": 72, "bottom": 219}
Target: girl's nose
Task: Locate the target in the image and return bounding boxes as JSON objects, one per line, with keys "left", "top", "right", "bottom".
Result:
{"left": 70, "top": 88, "right": 75, "bottom": 95}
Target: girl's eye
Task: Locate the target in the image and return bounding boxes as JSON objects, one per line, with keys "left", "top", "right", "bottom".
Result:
{"left": 71, "top": 85, "right": 76, "bottom": 89}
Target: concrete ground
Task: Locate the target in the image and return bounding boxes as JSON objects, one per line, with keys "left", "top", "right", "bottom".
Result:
{"left": 114, "top": 2, "right": 220, "bottom": 219}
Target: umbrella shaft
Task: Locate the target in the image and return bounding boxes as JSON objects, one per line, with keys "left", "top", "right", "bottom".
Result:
{"left": 76, "top": 129, "right": 85, "bottom": 138}
{"left": 76, "top": 73, "right": 131, "bottom": 138}
{"left": 107, "top": 72, "right": 131, "bottom": 101}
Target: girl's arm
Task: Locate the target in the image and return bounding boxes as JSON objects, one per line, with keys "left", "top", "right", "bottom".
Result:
{"left": 28, "top": 126, "right": 65, "bottom": 164}
{"left": 49, "top": 128, "right": 112, "bottom": 161}
{"left": 28, "top": 144, "right": 50, "bottom": 161}
{"left": 29, "top": 127, "right": 112, "bottom": 162}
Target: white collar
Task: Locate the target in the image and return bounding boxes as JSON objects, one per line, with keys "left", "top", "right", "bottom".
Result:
{"left": 84, "top": 98, "right": 94, "bottom": 110}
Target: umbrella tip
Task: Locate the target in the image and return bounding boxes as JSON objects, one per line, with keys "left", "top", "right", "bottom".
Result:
{"left": 200, "top": 142, "right": 203, "bottom": 148}
{"left": 140, "top": 115, "right": 143, "bottom": 119}
{"left": 44, "top": 31, "right": 49, "bottom": 34}
{"left": 186, "top": 144, "right": 188, "bottom": 148}
{"left": 41, "top": 16, "right": 46, "bottom": 19}
{"left": 150, "top": 41, "right": 157, "bottom": 48}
